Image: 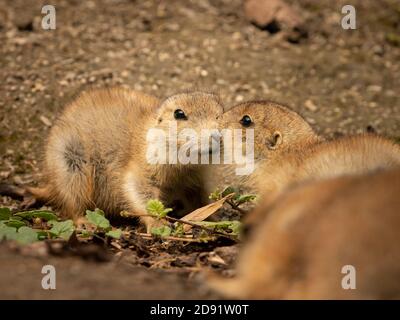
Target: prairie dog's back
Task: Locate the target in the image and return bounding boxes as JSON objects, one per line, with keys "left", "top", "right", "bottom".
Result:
{"left": 210, "top": 168, "right": 400, "bottom": 299}
{"left": 255, "top": 134, "right": 400, "bottom": 198}
{"left": 43, "top": 88, "right": 160, "bottom": 216}
{"left": 298, "top": 134, "right": 400, "bottom": 181}
{"left": 47, "top": 88, "right": 160, "bottom": 164}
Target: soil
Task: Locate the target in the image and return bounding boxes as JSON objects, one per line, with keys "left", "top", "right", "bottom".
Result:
{"left": 0, "top": 0, "right": 399, "bottom": 299}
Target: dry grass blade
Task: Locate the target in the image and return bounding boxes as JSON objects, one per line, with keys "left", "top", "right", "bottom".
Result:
{"left": 180, "top": 193, "right": 234, "bottom": 231}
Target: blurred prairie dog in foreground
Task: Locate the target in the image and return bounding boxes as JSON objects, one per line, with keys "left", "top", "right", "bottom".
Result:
{"left": 209, "top": 168, "right": 400, "bottom": 299}
{"left": 31, "top": 88, "right": 223, "bottom": 231}
{"left": 217, "top": 101, "right": 400, "bottom": 199}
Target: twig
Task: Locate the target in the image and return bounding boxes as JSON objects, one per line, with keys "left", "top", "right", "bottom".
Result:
{"left": 226, "top": 199, "right": 247, "bottom": 215}
{"left": 136, "top": 232, "right": 214, "bottom": 243}
{"left": 164, "top": 216, "right": 216, "bottom": 232}
{"left": 131, "top": 214, "right": 238, "bottom": 241}
{"left": 149, "top": 258, "right": 177, "bottom": 269}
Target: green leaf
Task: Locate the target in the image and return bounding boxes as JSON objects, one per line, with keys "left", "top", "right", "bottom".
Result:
{"left": 146, "top": 199, "right": 165, "bottom": 217}
{"left": 36, "top": 230, "right": 51, "bottom": 241}
{"left": 0, "top": 222, "right": 18, "bottom": 240}
{"left": 209, "top": 189, "right": 221, "bottom": 201}
{"left": 85, "top": 209, "right": 110, "bottom": 230}
{"left": 14, "top": 227, "right": 39, "bottom": 244}
{"left": 0, "top": 223, "right": 39, "bottom": 244}
{"left": 235, "top": 194, "right": 257, "bottom": 204}
{"left": 49, "top": 220, "right": 75, "bottom": 240}
{"left": 14, "top": 210, "right": 58, "bottom": 221}
{"left": 79, "top": 230, "right": 92, "bottom": 238}
{"left": 93, "top": 208, "right": 105, "bottom": 216}
{"left": 151, "top": 226, "right": 172, "bottom": 237}
{"left": 5, "top": 219, "right": 27, "bottom": 229}
{"left": 0, "top": 208, "right": 12, "bottom": 220}
{"left": 221, "top": 186, "right": 237, "bottom": 198}
{"left": 146, "top": 200, "right": 172, "bottom": 218}
{"left": 196, "top": 220, "right": 242, "bottom": 236}
{"left": 172, "top": 222, "right": 185, "bottom": 237}
{"left": 105, "top": 229, "right": 122, "bottom": 239}
{"left": 228, "top": 221, "right": 242, "bottom": 235}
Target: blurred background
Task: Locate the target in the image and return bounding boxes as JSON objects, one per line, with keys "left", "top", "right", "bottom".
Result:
{"left": 0, "top": 0, "right": 399, "bottom": 196}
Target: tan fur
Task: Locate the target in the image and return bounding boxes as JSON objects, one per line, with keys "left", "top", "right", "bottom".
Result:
{"left": 215, "top": 101, "right": 400, "bottom": 204}
{"left": 208, "top": 100, "right": 320, "bottom": 195}
{"left": 36, "top": 87, "right": 223, "bottom": 231}
{"left": 209, "top": 168, "right": 400, "bottom": 299}
{"left": 252, "top": 134, "right": 400, "bottom": 215}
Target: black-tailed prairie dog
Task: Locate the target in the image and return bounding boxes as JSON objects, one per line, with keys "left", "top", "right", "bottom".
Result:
{"left": 209, "top": 168, "right": 400, "bottom": 299}
{"left": 217, "top": 101, "right": 400, "bottom": 199}
{"left": 209, "top": 100, "right": 320, "bottom": 194}
{"left": 30, "top": 88, "right": 224, "bottom": 231}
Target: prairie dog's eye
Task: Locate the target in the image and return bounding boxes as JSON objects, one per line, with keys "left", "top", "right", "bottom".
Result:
{"left": 240, "top": 115, "right": 252, "bottom": 127}
{"left": 174, "top": 109, "right": 187, "bottom": 120}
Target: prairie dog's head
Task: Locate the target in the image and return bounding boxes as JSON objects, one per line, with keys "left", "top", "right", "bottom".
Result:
{"left": 146, "top": 92, "right": 223, "bottom": 165}
{"left": 220, "top": 101, "right": 319, "bottom": 161}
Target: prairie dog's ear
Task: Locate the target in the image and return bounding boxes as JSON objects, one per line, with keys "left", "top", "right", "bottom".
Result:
{"left": 267, "top": 131, "right": 283, "bottom": 150}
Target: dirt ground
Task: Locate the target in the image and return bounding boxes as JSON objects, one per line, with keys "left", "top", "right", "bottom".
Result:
{"left": 0, "top": 0, "right": 399, "bottom": 299}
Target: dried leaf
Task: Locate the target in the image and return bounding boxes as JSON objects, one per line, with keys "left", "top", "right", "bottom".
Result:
{"left": 181, "top": 193, "right": 234, "bottom": 231}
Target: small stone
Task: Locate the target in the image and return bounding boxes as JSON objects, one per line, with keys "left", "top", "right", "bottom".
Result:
{"left": 367, "top": 85, "right": 382, "bottom": 93}
{"left": 244, "top": 0, "right": 304, "bottom": 31}
{"left": 304, "top": 99, "right": 318, "bottom": 112}
{"left": 200, "top": 69, "right": 208, "bottom": 77}
{"left": 235, "top": 95, "right": 244, "bottom": 102}
{"left": 232, "top": 32, "right": 241, "bottom": 40}
{"left": 32, "top": 82, "right": 45, "bottom": 92}
{"left": 369, "top": 102, "right": 378, "bottom": 108}
{"left": 39, "top": 115, "right": 52, "bottom": 127}
{"left": 121, "top": 70, "right": 130, "bottom": 78}
{"left": 158, "top": 52, "right": 170, "bottom": 62}
{"left": 306, "top": 117, "right": 316, "bottom": 124}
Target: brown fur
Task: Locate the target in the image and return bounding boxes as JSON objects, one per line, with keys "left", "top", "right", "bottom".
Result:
{"left": 34, "top": 87, "right": 223, "bottom": 231}
{"left": 208, "top": 100, "right": 320, "bottom": 195}
{"left": 215, "top": 101, "right": 400, "bottom": 204}
{"left": 209, "top": 168, "right": 400, "bottom": 299}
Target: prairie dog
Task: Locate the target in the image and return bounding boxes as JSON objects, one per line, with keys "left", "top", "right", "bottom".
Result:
{"left": 253, "top": 134, "right": 400, "bottom": 209}
{"left": 35, "top": 88, "right": 223, "bottom": 231}
{"left": 217, "top": 101, "right": 400, "bottom": 199}
{"left": 208, "top": 100, "right": 320, "bottom": 194}
{"left": 209, "top": 168, "right": 400, "bottom": 299}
